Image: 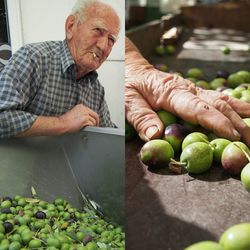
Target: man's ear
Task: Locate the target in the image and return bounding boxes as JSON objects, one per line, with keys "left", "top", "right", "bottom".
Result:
{"left": 65, "top": 15, "right": 76, "bottom": 40}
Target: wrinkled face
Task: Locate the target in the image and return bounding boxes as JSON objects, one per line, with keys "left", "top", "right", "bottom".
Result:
{"left": 66, "top": 4, "right": 120, "bottom": 77}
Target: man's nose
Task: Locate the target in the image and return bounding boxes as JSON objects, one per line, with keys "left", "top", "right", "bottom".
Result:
{"left": 96, "top": 36, "right": 109, "bottom": 52}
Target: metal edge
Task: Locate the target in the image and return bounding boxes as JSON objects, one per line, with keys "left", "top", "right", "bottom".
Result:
{"left": 81, "top": 126, "right": 124, "bottom": 137}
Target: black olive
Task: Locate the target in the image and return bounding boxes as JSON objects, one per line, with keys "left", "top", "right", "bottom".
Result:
{"left": 83, "top": 234, "right": 93, "bottom": 245}
{"left": 3, "top": 221, "right": 13, "bottom": 233}
{"left": 2, "top": 196, "right": 12, "bottom": 202}
{"left": 34, "top": 211, "right": 46, "bottom": 219}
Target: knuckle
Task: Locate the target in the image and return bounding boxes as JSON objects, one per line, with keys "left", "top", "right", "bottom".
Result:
{"left": 213, "top": 99, "right": 229, "bottom": 113}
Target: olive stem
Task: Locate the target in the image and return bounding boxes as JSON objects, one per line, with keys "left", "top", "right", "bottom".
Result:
{"left": 232, "top": 143, "right": 250, "bottom": 162}
{"left": 169, "top": 158, "right": 186, "bottom": 174}
{"left": 170, "top": 158, "right": 186, "bottom": 166}
{"left": 197, "top": 134, "right": 210, "bottom": 144}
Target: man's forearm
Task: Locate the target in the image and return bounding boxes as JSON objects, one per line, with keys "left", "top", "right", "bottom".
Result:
{"left": 125, "top": 37, "right": 151, "bottom": 67}
{"left": 125, "top": 37, "right": 158, "bottom": 83}
{"left": 16, "top": 116, "right": 67, "bottom": 137}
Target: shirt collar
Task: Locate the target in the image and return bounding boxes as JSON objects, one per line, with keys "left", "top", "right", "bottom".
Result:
{"left": 61, "top": 39, "right": 75, "bottom": 74}
{"left": 60, "top": 39, "right": 98, "bottom": 82}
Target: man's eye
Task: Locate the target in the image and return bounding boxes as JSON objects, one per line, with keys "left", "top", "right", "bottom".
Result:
{"left": 108, "top": 37, "right": 115, "bottom": 46}
{"left": 94, "top": 28, "right": 102, "bottom": 34}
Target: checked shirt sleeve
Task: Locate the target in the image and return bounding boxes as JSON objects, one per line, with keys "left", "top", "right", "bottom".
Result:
{"left": 0, "top": 46, "right": 38, "bottom": 138}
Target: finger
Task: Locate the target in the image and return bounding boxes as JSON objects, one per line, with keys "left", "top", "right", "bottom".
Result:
{"left": 126, "top": 83, "right": 164, "bottom": 141}
{"left": 196, "top": 88, "right": 250, "bottom": 117}
{"left": 88, "top": 111, "right": 99, "bottom": 126}
{"left": 225, "top": 95, "right": 250, "bottom": 118}
{"left": 197, "top": 89, "right": 250, "bottom": 146}
{"left": 214, "top": 99, "right": 250, "bottom": 146}
{"left": 84, "top": 115, "right": 98, "bottom": 127}
{"left": 165, "top": 90, "right": 242, "bottom": 141}
{"left": 80, "top": 105, "right": 99, "bottom": 126}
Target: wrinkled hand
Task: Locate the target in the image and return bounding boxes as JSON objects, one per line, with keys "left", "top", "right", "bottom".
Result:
{"left": 59, "top": 104, "right": 99, "bottom": 132}
{"left": 125, "top": 38, "right": 250, "bottom": 146}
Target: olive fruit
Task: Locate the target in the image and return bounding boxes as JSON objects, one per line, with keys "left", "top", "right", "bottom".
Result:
{"left": 187, "top": 68, "right": 203, "bottom": 79}
{"left": 2, "top": 197, "right": 12, "bottom": 202}
{"left": 163, "top": 123, "right": 188, "bottom": 153}
{"left": 221, "top": 46, "right": 231, "bottom": 55}
{"left": 219, "top": 223, "right": 250, "bottom": 250}
{"left": 83, "top": 234, "right": 93, "bottom": 245}
{"left": 184, "top": 241, "right": 223, "bottom": 250}
{"left": 165, "top": 45, "right": 176, "bottom": 55}
{"left": 221, "top": 141, "right": 250, "bottom": 175}
{"left": 210, "top": 78, "right": 227, "bottom": 90}
{"left": 210, "top": 138, "right": 231, "bottom": 163}
{"left": 195, "top": 80, "right": 210, "bottom": 89}
{"left": 3, "top": 221, "right": 13, "bottom": 233}
{"left": 180, "top": 142, "right": 213, "bottom": 174}
{"left": 240, "top": 89, "right": 250, "bottom": 103}
{"left": 155, "top": 45, "right": 165, "bottom": 56}
{"left": 236, "top": 70, "right": 250, "bottom": 83}
{"left": 34, "top": 211, "right": 46, "bottom": 219}
{"left": 1, "top": 200, "right": 11, "bottom": 209}
{"left": 1, "top": 208, "right": 11, "bottom": 214}
{"left": 243, "top": 118, "right": 250, "bottom": 127}
{"left": 179, "top": 120, "right": 198, "bottom": 132}
{"left": 0, "top": 194, "right": 125, "bottom": 249}
{"left": 155, "top": 63, "right": 168, "bottom": 72}
{"left": 227, "top": 73, "right": 245, "bottom": 88}
{"left": 140, "top": 139, "right": 174, "bottom": 168}
{"left": 157, "top": 110, "right": 177, "bottom": 128}
{"left": 182, "top": 132, "right": 209, "bottom": 151}
{"left": 216, "top": 70, "right": 230, "bottom": 79}
{"left": 241, "top": 163, "right": 250, "bottom": 192}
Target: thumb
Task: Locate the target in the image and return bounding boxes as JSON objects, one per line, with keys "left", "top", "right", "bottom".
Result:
{"left": 126, "top": 83, "right": 164, "bottom": 141}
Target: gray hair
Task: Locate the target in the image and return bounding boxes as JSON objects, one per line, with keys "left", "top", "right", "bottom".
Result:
{"left": 71, "top": 0, "right": 117, "bottom": 23}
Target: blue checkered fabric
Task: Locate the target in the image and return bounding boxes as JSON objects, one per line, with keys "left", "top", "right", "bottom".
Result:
{"left": 0, "top": 39, "right": 114, "bottom": 138}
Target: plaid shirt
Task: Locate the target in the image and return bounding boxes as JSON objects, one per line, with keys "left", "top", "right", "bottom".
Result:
{"left": 0, "top": 40, "right": 114, "bottom": 138}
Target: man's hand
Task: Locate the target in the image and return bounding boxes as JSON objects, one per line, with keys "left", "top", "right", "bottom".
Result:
{"left": 125, "top": 37, "right": 250, "bottom": 147}
{"left": 17, "top": 104, "right": 99, "bottom": 137}
{"left": 59, "top": 104, "right": 99, "bottom": 132}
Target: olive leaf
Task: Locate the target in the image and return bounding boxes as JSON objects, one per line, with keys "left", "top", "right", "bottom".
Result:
{"left": 31, "top": 186, "right": 37, "bottom": 197}
{"left": 25, "top": 198, "right": 40, "bottom": 204}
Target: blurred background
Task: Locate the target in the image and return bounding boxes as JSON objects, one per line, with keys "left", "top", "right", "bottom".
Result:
{"left": 126, "top": 0, "right": 250, "bottom": 30}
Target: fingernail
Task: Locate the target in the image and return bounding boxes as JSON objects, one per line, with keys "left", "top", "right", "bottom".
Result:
{"left": 145, "top": 126, "right": 159, "bottom": 140}
{"left": 233, "top": 129, "right": 240, "bottom": 138}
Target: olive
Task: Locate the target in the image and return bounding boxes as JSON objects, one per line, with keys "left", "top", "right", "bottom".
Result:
{"left": 1, "top": 200, "right": 11, "bottom": 209}
{"left": 9, "top": 241, "right": 22, "bottom": 250}
{"left": 0, "top": 194, "right": 125, "bottom": 249}
{"left": 1, "top": 208, "right": 11, "bottom": 214}
{"left": 3, "top": 221, "right": 13, "bottom": 233}
{"left": 2, "top": 196, "right": 12, "bottom": 202}
{"left": 83, "top": 234, "right": 93, "bottom": 245}
{"left": 34, "top": 211, "right": 46, "bottom": 219}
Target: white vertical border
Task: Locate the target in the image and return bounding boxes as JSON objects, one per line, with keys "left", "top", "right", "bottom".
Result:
{"left": 6, "top": 0, "right": 23, "bottom": 53}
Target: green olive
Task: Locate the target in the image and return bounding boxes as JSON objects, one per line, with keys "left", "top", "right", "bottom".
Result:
{"left": 1, "top": 200, "right": 11, "bottom": 209}
{"left": 0, "top": 194, "right": 124, "bottom": 250}
{"left": 47, "top": 237, "right": 61, "bottom": 248}
{"left": 28, "top": 239, "right": 42, "bottom": 248}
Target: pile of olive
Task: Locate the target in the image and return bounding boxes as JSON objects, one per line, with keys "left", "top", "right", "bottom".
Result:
{"left": 0, "top": 195, "right": 125, "bottom": 250}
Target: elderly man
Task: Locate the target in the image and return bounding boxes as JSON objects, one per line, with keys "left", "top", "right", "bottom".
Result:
{"left": 0, "top": 0, "right": 120, "bottom": 138}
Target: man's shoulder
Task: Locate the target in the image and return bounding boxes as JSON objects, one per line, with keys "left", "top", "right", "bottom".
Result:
{"left": 21, "top": 40, "right": 62, "bottom": 59}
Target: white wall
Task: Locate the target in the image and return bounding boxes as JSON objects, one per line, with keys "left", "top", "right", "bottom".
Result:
{"left": 7, "top": 0, "right": 125, "bottom": 129}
